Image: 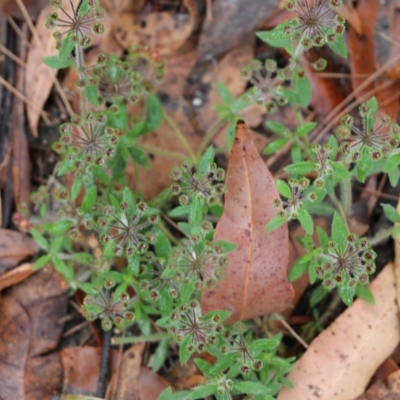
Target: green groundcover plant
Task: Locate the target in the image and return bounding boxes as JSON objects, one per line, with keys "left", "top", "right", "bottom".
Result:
{"left": 17, "top": 0, "right": 400, "bottom": 398}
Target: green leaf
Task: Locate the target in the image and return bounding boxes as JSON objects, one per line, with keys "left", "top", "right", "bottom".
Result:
{"left": 382, "top": 203, "right": 400, "bottom": 223}
{"left": 216, "top": 82, "right": 233, "bottom": 105}
{"left": 289, "top": 256, "right": 309, "bottom": 282}
{"left": 392, "top": 225, "right": 400, "bottom": 238}
{"left": 71, "top": 176, "right": 82, "bottom": 201}
{"left": 58, "top": 35, "right": 75, "bottom": 60}
{"left": 158, "top": 387, "right": 174, "bottom": 400}
{"left": 331, "top": 162, "right": 351, "bottom": 180}
{"left": 266, "top": 214, "right": 287, "bottom": 232}
{"left": 297, "top": 208, "right": 314, "bottom": 234}
{"left": 293, "top": 122, "right": 317, "bottom": 137}
{"left": 388, "top": 167, "right": 400, "bottom": 187}
{"left": 129, "top": 146, "right": 151, "bottom": 169}
{"left": 82, "top": 186, "right": 97, "bottom": 213}
{"left": 327, "top": 34, "right": 348, "bottom": 58}
{"left": 33, "top": 254, "right": 51, "bottom": 270}
{"left": 155, "top": 232, "right": 171, "bottom": 258}
{"left": 84, "top": 83, "right": 99, "bottom": 106}
{"left": 234, "top": 381, "right": 272, "bottom": 396}
{"left": 290, "top": 142, "right": 302, "bottom": 163}
{"left": 179, "top": 335, "right": 193, "bottom": 364}
{"left": 198, "top": 146, "right": 215, "bottom": 176}
{"left": 42, "top": 55, "right": 74, "bottom": 69}
{"left": 310, "top": 286, "right": 328, "bottom": 307}
{"left": 338, "top": 282, "right": 356, "bottom": 306}
{"left": 187, "top": 384, "right": 217, "bottom": 399}
{"left": 169, "top": 205, "right": 190, "bottom": 217}
{"left": 72, "top": 252, "right": 94, "bottom": 264}
{"left": 54, "top": 258, "right": 74, "bottom": 282}
{"left": 213, "top": 240, "right": 237, "bottom": 253}
{"left": 151, "top": 340, "right": 168, "bottom": 372}
{"left": 284, "top": 161, "right": 314, "bottom": 175}
{"left": 383, "top": 153, "right": 400, "bottom": 172}
{"left": 230, "top": 94, "right": 250, "bottom": 113}
{"left": 275, "top": 179, "right": 292, "bottom": 198}
{"left": 30, "top": 228, "right": 49, "bottom": 251}
{"left": 293, "top": 74, "right": 311, "bottom": 107}
{"left": 256, "top": 26, "right": 293, "bottom": 53}
{"left": 316, "top": 226, "right": 329, "bottom": 247}
{"left": 189, "top": 197, "right": 203, "bottom": 227}
{"left": 331, "top": 212, "right": 348, "bottom": 253}
{"left": 265, "top": 121, "right": 288, "bottom": 136}
{"left": 356, "top": 285, "right": 375, "bottom": 305}
{"left": 144, "top": 93, "right": 162, "bottom": 132}
{"left": 48, "top": 220, "right": 73, "bottom": 235}
{"left": 263, "top": 138, "right": 287, "bottom": 154}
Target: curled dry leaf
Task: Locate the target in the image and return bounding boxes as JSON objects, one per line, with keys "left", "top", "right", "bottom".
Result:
{"left": 0, "top": 262, "right": 34, "bottom": 291}
{"left": 201, "top": 121, "right": 294, "bottom": 324}
{"left": 278, "top": 263, "right": 400, "bottom": 400}
{"left": 0, "top": 228, "right": 38, "bottom": 273}
{"left": 112, "top": 0, "right": 197, "bottom": 54}
{"left": 0, "top": 267, "right": 67, "bottom": 400}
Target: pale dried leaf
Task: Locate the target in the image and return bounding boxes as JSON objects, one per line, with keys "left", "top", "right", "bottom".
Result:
{"left": 201, "top": 121, "right": 294, "bottom": 324}
{"left": 278, "top": 263, "right": 400, "bottom": 400}
{"left": 25, "top": 4, "right": 59, "bottom": 137}
{"left": 0, "top": 262, "right": 34, "bottom": 291}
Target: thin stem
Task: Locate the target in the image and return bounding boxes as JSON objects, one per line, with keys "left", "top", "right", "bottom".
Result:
{"left": 137, "top": 144, "right": 188, "bottom": 160}
{"left": 197, "top": 119, "right": 226, "bottom": 158}
{"left": 163, "top": 110, "right": 197, "bottom": 163}
{"left": 340, "top": 179, "right": 352, "bottom": 217}
{"left": 328, "top": 193, "right": 349, "bottom": 231}
{"left": 369, "top": 226, "right": 396, "bottom": 247}
{"left": 273, "top": 313, "right": 309, "bottom": 349}
{"left": 156, "top": 220, "right": 180, "bottom": 245}
{"left": 75, "top": 43, "right": 87, "bottom": 118}
{"left": 111, "top": 332, "right": 172, "bottom": 345}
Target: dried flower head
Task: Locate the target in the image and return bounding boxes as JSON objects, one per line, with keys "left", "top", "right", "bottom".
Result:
{"left": 126, "top": 45, "right": 166, "bottom": 92}
{"left": 99, "top": 200, "right": 158, "bottom": 258}
{"left": 170, "top": 161, "right": 225, "bottom": 206}
{"left": 93, "top": 55, "right": 143, "bottom": 104}
{"left": 54, "top": 112, "right": 118, "bottom": 174}
{"left": 284, "top": 0, "right": 345, "bottom": 49}
{"left": 46, "top": 0, "right": 104, "bottom": 47}
{"left": 240, "top": 59, "right": 287, "bottom": 113}
{"left": 171, "top": 235, "right": 228, "bottom": 289}
{"left": 82, "top": 282, "right": 134, "bottom": 330}
{"left": 336, "top": 98, "right": 400, "bottom": 164}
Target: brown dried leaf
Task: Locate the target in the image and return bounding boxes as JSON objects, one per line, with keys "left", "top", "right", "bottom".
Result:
{"left": 61, "top": 346, "right": 119, "bottom": 395}
{"left": 0, "top": 229, "right": 38, "bottom": 273}
{"left": 0, "top": 262, "right": 34, "bottom": 291}
{"left": 0, "top": 0, "right": 48, "bottom": 20}
{"left": 201, "top": 121, "right": 294, "bottom": 324}
{"left": 106, "top": 343, "right": 169, "bottom": 400}
{"left": 354, "top": 370, "right": 400, "bottom": 400}
{"left": 112, "top": 0, "right": 197, "bottom": 54}
{"left": 196, "top": 0, "right": 279, "bottom": 62}
{"left": 0, "top": 267, "right": 68, "bottom": 400}
{"left": 25, "top": 4, "right": 59, "bottom": 137}
{"left": 278, "top": 263, "right": 400, "bottom": 400}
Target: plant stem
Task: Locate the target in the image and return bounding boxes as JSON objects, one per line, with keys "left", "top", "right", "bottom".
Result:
{"left": 197, "top": 119, "right": 226, "bottom": 158}
{"left": 111, "top": 332, "right": 172, "bottom": 345}
{"left": 329, "top": 193, "right": 350, "bottom": 231}
{"left": 163, "top": 110, "right": 197, "bottom": 163}
{"left": 75, "top": 43, "right": 87, "bottom": 118}
{"left": 369, "top": 226, "right": 396, "bottom": 246}
{"left": 340, "top": 179, "right": 352, "bottom": 217}
{"left": 137, "top": 144, "right": 188, "bottom": 160}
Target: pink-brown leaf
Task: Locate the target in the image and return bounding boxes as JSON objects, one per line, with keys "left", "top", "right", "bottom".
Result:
{"left": 201, "top": 121, "right": 294, "bottom": 323}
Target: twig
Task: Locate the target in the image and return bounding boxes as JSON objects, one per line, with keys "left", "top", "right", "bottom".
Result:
{"left": 97, "top": 328, "right": 112, "bottom": 398}
{"left": 273, "top": 313, "right": 309, "bottom": 349}
{"left": 0, "top": 42, "right": 26, "bottom": 68}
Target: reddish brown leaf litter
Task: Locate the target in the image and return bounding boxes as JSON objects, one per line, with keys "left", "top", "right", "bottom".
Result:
{"left": 0, "top": 267, "right": 68, "bottom": 400}
{"left": 0, "top": 229, "right": 38, "bottom": 273}
{"left": 201, "top": 121, "right": 294, "bottom": 324}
